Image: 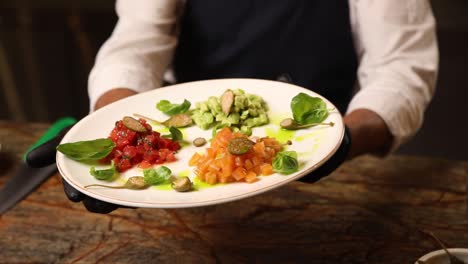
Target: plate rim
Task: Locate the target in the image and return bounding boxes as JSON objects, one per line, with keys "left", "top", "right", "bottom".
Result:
{"left": 416, "top": 248, "right": 468, "bottom": 262}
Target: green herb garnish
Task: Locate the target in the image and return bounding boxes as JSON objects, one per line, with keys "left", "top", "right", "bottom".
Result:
{"left": 156, "top": 99, "right": 191, "bottom": 116}
{"left": 272, "top": 151, "right": 299, "bottom": 175}
{"left": 85, "top": 176, "right": 148, "bottom": 190}
{"left": 280, "top": 118, "right": 334, "bottom": 130}
{"left": 164, "top": 127, "right": 183, "bottom": 141}
{"left": 90, "top": 161, "right": 116, "bottom": 180}
{"left": 57, "top": 138, "right": 115, "bottom": 161}
{"left": 291, "top": 93, "right": 329, "bottom": 124}
{"left": 143, "top": 166, "right": 172, "bottom": 185}
{"left": 280, "top": 93, "right": 334, "bottom": 130}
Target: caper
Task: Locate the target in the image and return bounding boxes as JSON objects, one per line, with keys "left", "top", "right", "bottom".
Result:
{"left": 171, "top": 176, "right": 193, "bottom": 192}
{"left": 122, "top": 116, "right": 147, "bottom": 132}
{"left": 220, "top": 89, "right": 234, "bottom": 115}
{"left": 280, "top": 118, "right": 334, "bottom": 130}
{"left": 193, "top": 137, "right": 207, "bottom": 147}
{"left": 84, "top": 176, "right": 149, "bottom": 190}
{"left": 280, "top": 118, "right": 297, "bottom": 129}
{"left": 228, "top": 137, "right": 254, "bottom": 155}
{"left": 162, "top": 113, "right": 193, "bottom": 128}
{"left": 124, "top": 176, "right": 148, "bottom": 189}
{"left": 133, "top": 113, "right": 193, "bottom": 128}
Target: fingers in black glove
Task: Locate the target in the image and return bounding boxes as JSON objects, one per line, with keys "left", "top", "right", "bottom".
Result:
{"left": 82, "top": 196, "right": 120, "bottom": 214}
{"left": 62, "top": 180, "right": 85, "bottom": 202}
{"left": 26, "top": 123, "right": 122, "bottom": 214}
{"left": 299, "top": 126, "right": 351, "bottom": 183}
{"left": 62, "top": 180, "right": 120, "bottom": 214}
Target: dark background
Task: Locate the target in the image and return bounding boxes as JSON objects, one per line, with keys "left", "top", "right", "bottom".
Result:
{"left": 0, "top": 0, "right": 466, "bottom": 160}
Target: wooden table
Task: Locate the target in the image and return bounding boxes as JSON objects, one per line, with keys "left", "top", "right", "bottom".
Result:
{"left": 1, "top": 121, "right": 467, "bottom": 264}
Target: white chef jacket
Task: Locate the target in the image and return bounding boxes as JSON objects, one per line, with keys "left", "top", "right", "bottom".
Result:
{"left": 88, "top": 0, "right": 439, "bottom": 152}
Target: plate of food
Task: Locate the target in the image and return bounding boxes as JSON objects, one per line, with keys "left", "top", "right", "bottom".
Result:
{"left": 56, "top": 78, "right": 344, "bottom": 208}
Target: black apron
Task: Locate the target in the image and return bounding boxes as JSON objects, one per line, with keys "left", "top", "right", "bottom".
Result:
{"left": 174, "top": 0, "right": 357, "bottom": 113}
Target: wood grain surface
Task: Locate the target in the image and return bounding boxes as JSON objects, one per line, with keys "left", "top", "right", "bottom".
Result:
{"left": 0, "top": 121, "right": 467, "bottom": 264}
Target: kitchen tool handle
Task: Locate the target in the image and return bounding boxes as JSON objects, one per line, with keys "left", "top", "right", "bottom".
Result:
{"left": 25, "top": 117, "right": 76, "bottom": 168}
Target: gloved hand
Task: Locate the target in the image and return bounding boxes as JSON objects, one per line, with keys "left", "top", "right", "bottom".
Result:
{"left": 298, "top": 126, "right": 351, "bottom": 183}
{"left": 26, "top": 126, "right": 120, "bottom": 214}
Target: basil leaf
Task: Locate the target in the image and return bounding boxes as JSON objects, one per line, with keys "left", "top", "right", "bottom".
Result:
{"left": 273, "top": 151, "right": 299, "bottom": 175}
{"left": 57, "top": 138, "right": 115, "bottom": 161}
{"left": 90, "top": 162, "right": 116, "bottom": 180}
{"left": 157, "top": 99, "right": 191, "bottom": 116}
{"left": 161, "top": 127, "right": 183, "bottom": 141}
{"left": 291, "top": 93, "right": 329, "bottom": 124}
{"left": 166, "top": 127, "right": 183, "bottom": 141}
{"left": 143, "top": 166, "right": 172, "bottom": 185}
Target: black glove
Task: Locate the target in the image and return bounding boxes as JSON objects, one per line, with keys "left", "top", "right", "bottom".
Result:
{"left": 62, "top": 181, "right": 119, "bottom": 214}
{"left": 26, "top": 126, "right": 120, "bottom": 214}
{"left": 298, "top": 126, "right": 351, "bottom": 183}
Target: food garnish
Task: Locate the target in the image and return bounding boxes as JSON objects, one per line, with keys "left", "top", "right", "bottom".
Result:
{"left": 227, "top": 137, "right": 255, "bottom": 155}
{"left": 122, "top": 116, "right": 147, "bottom": 132}
{"left": 220, "top": 89, "right": 234, "bottom": 115}
{"left": 85, "top": 166, "right": 179, "bottom": 191}
{"left": 281, "top": 93, "right": 334, "bottom": 130}
{"left": 189, "top": 127, "right": 288, "bottom": 185}
{"left": 85, "top": 176, "right": 148, "bottom": 190}
{"left": 193, "top": 137, "right": 207, "bottom": 147}
{"left": 90, "top": 162, "right": 116, "bottom": 180}
{"left": 156, "top": 99, "right": 191, "bottom": 116}
{"left": 280, "top": 118, "right": 334, "bottom": 130}
{"left": 272, "top": 151, "right": 299, "bottom": 175}
{"left": 143, "top": 166, "right": 173, "bottom": 185}
{"left": 56, "top": 138, "right": 115, "bottom": 161}
{"left": 163, "top": 127, "right": 183, "bottom": 141}
{"left": 171, "top": 176, "right": 193, "bottom": 192}
{"left": 133, "top": 113, "right": 193, "bottom": 128}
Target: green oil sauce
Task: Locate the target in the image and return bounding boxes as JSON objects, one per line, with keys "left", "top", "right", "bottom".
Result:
{"left": 295, "top": 133, "right": 315, "bottom": 142}
{"left": 153, "top": 184, "right": 172, "bottom": 190}
{"left": 179, "top": 140, "right": 191, "bottom": 148}
{"left": 193, "top": 177, "right": 223, "bottom": 190}
{"left": 116, "top": 178, "right": 126, "bottom": 185}
{"left": 265, "top": 127, "right": 295, "bottom": 143}
{"left": 149, "top": 121, "right": 165, "bottom": 129}
{"left": 269, "top": 112, "right": 289, "bottom": 125}
{"left": 178, "top": 170, "right": 190, "bottom": 177}
{"left": 295, "top": 129, "right": 324, "bottom": 141}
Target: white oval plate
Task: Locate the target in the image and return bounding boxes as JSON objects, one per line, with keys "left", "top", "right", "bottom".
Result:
{"left": 57, "top": 79, "right": 344, "bottom": 208}
{"left": 416, "top": 248, "right": 468, "bottom": 263}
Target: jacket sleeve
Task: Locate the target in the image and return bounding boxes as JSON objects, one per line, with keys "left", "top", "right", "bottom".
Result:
{"left": 347, "top": 0, "right": 439, "bottom": 152}
{"left": 88, "top": 0, "right": 181, "bottom": 111}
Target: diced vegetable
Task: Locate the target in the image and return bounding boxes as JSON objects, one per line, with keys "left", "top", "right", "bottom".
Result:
{"left": 189, "top": 128, "right": 286, "bottom": 184}
{"left": 191, "top": 89, "right": 269, "bottom": 133}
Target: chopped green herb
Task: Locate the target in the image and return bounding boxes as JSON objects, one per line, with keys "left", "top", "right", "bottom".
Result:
{"left": 272, "top": 151, "right": 299, "bottom": 175}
